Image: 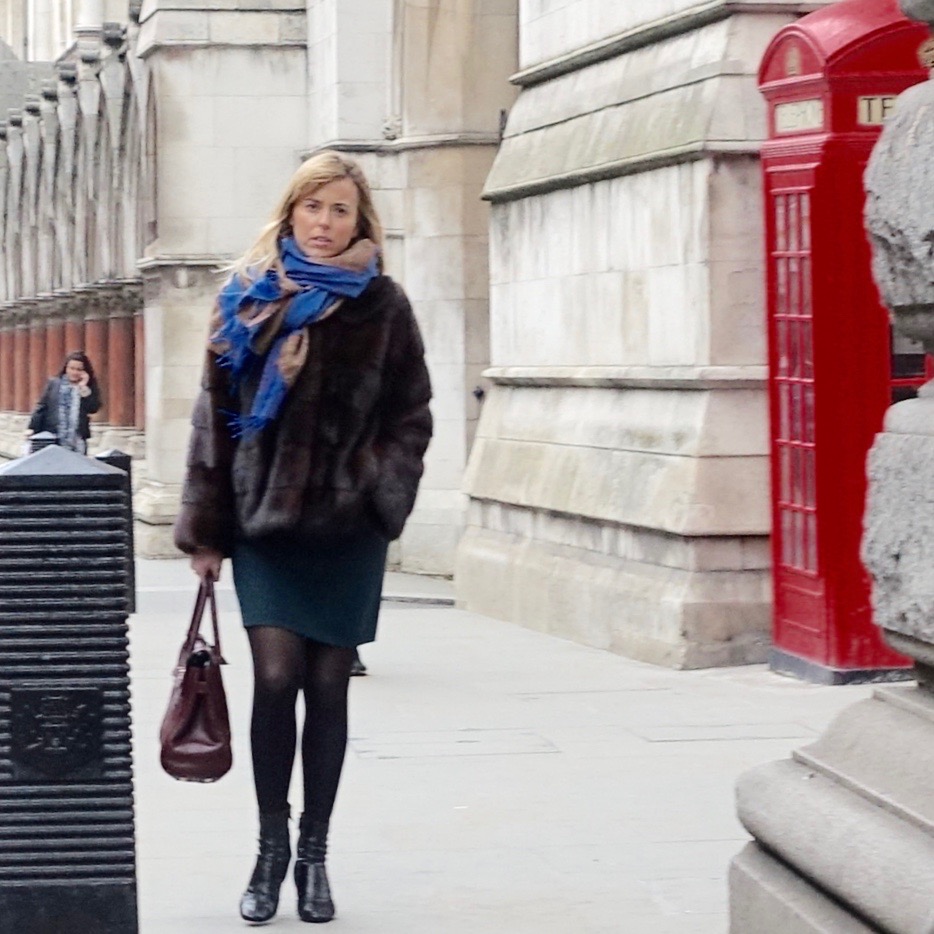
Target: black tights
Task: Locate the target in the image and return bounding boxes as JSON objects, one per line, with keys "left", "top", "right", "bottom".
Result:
{"left": 247, "top": 627, "right": 355, "bottom": 821}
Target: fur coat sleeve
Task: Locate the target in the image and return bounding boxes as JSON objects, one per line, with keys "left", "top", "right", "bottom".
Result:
{"left": 174, "top": 306, "right": 239, "bottom": 556}
{"left": 370, "top": 290, "right": 433, "bottom": 540}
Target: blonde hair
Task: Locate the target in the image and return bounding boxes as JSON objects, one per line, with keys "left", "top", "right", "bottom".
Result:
{"left": 231, "top": 151, "right": 384, "bottom": 280}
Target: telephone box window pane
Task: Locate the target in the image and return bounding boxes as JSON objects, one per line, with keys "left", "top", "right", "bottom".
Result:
{"left": 802, "top": 319, "right": 814, "bottom": 378}
{"left": 781, "top": 509, "right": 793, "bottom": 566}
{"left": 806, "top": 513, "right": 818, "bottom": 572}
{"left": 800, "top": 194, "right": 811, "bottom": 251}
{"left": 802, "top": 258, "right": 813, "bottom": 317}
{"left": 891, "top": 328, "right": 926, "bottom": 378}
{"left": 791, "top": 511, "right": 803, "bottom": 568}
{"left": 777, "top": 320, "right": 788, "bottom": 375}
{"left": 776, "top": 259, "right": 788, "bottom": 316}
{"left": 795, "top": 321, "right": 808, "bottom": 378}
{"left": 892, "top": 385, "right": 920, "bottom": 404}
{"left": 804, "top": 448, "right": 816, "bottom": 508}
{"left": 791, "top": 446, "right": 803, "bottom": 505}
{"left": 775, "top": 196, "right": 787, "bottom": 252}
{"left": 891, "top": 356, "right": 926, "bottom": 379}
{"left": 789, "top": 258, "right": 800, "bottom": 314}
{"left": 790, "top": 382, "right": 802, "bottom": 441}
{"left": 788, "top": 196, "right": 799, "bottom": 252}
{"left": 779, "top": 384, "right": 790, "bottom": 440}
{"left": 780, "top": 445, "right": 791, "bottom": 502}
{"left": 785, "top": 321, "right": 798, "bottom": 377}
{"left": 803, "top": 386, "right": 815, "bottom": 445}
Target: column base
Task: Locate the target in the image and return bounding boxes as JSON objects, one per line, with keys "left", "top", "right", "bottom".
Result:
{"left": 133, "top": 478, "right": 183, "bottom": 558}
{"left": 732, "top": 684, "right": 934, "bottom": 933}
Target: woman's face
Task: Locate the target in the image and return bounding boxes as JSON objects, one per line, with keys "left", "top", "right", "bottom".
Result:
{"left": 289, "top": 177, "right": 360, "bottom": 260}
{"left": 64, "top": 359, "right": 86, "bottom": 383}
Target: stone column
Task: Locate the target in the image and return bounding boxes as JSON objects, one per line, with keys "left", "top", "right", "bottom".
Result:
{"left": 63, "top": 293, "right": 84, "bottom": 354}
{"left": 106, "top": 281, "right": 136, "bottom": 428}
{"left": 81, "top": 285, "right": 109, "bottom": 423}
{"left": 133, "top": 288, "right": 145, "bottom": 432}
{"left": 27, "top": 299, "right": 47, "bottom": 404}
{"left": 45, "top": 292, "right": 67, "bottom": 378}
{"left": 729, "top": 9, "right": 934, "bottom": 930}
{"left": 0, "top": 305, "right": 12, "bottom": 411}
{"left": 12, "top": 306, "right": 30, "bottom": 413}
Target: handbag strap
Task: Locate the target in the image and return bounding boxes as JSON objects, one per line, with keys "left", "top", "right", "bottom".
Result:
{"left": 184, "top": 578, "right": 227, "bottom": 664}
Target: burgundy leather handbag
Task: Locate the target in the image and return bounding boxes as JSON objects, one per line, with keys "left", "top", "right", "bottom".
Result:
{"left": 159, "top": 578, "right": 232, "bottom": 782}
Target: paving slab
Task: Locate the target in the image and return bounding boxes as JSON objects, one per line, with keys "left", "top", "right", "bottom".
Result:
{"left": 131, "top": 559, "right": 874, "bottom": 933}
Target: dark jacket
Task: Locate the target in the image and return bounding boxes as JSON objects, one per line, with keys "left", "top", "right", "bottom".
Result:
{"left": 174, "top": 276, "right": 433, "bottom": 555}
{"left": 28, "top": 377, "right": 102, "bottom": 440}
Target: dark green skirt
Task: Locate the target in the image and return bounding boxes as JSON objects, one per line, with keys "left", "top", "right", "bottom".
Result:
{"left": 231, "top": 529, "right": 389, "bottom": 647}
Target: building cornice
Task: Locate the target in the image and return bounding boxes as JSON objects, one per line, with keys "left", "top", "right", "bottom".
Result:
{"left": 483, "top": 365, "right": 768, "bottom": 390}
{"left": 304, "top": 133, "right": 501, "bottom": 158}
{"left": 511, "top": 0, "right": 828, "bottom": 88}
{"left": 483, "top": 141, "right": 760, "bottom": 203}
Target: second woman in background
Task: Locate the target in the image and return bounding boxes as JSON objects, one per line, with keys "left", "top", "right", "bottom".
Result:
{"left": 27, "top": 351, "right": 102, "bottom": 454}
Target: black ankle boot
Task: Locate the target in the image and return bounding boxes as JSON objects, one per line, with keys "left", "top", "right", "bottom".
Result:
{"left": 240, "top": 809, "right": 291, "bottom": 924}
{"left": 294, "top": 815, "right": 335, "bottom": 923}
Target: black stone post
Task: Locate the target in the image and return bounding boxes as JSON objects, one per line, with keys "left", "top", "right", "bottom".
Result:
{"left": 0, "top": 445, "right": 138, "bottom": 934}
{"left": 95, "top": 450, "right": 136, "bottom": 614}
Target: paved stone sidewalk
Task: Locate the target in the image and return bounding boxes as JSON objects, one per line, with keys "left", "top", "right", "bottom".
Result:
{"left": 131, "top": 559, "right": 874, "bottom": 933}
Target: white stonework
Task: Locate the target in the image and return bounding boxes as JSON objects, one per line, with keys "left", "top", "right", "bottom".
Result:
{"left": 455, "top": 2, "right": 806, "bottom": 666}
{"left": 518, "top": 0, "right": 830, "bottom": 72}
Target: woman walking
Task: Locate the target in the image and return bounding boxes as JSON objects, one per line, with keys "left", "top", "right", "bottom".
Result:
{"left": 174, "top": 150, "right": 432, "bottom": 924}
{"left": 27, "top": 351, "right": 102, "bottom": 454}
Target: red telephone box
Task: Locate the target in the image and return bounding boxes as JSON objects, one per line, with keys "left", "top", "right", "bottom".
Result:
{"left": 758, "top": 0, "right": 930, "bottom": 683}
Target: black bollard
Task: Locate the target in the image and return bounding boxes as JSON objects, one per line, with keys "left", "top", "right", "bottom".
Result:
{"left": 95, "top": 450, "right": 136, "bottom": 614}
{"left": 0, "top": 445, "right": 138, "bottom": 934}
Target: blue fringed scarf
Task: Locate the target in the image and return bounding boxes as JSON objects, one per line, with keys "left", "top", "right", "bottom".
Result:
{"left": 212, "top": 237, "right": 379, "bottom": 436}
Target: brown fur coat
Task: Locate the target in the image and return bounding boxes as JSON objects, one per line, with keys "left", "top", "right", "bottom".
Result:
{"left": 173, "top": 276, "right": 432, "bottom": 555}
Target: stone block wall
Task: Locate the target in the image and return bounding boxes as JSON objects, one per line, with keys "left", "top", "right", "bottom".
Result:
{"left": 456, "top": 2, "right": 828, "bottom": 666}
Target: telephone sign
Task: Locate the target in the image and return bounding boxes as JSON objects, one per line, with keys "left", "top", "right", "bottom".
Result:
{"left": 857, "top": 95, "right": 897, "bottom": 125}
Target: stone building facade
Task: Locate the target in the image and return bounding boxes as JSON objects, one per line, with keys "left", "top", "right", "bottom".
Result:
{"left": 0, "top": 0, "right": 517, "bottom": 577}
{"left": 0, "top": 0, "right": 839, "bottom": 667}
{"left": 455, "top": 0, "right": 830, "bottom": 668}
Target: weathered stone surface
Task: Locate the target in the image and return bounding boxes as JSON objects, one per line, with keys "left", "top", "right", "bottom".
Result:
{"left": 862, "top": 397, "right": 934, "bottom": 647}
{"left": 730, "top": 843, "right": 877, "bottom": 934}
{"left": 901, "top": 0, "right": 934, "bottom": 25}
{"left": 866, "top": 80, "right": 934, "bottom": 347}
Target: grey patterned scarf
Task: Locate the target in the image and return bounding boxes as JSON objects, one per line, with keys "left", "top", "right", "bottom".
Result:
{"left": 56, "top": 377, "right": 83, "bottom": 453}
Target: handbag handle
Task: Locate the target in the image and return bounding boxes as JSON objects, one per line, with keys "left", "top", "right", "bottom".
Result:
{"left": 183, "top": 578, "right": 226, "bottom": 665}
